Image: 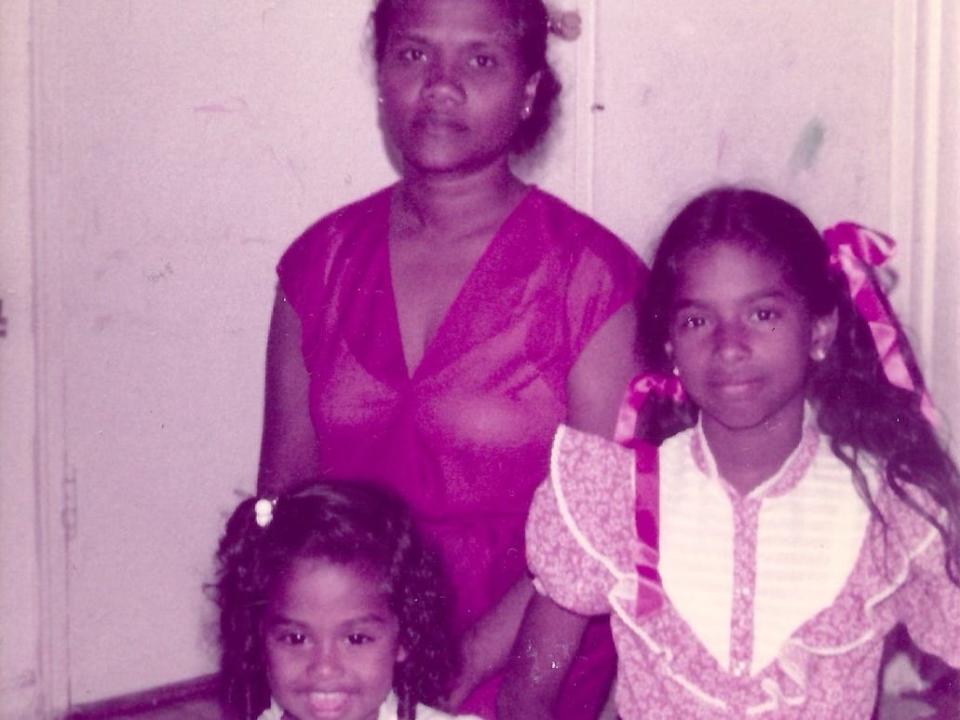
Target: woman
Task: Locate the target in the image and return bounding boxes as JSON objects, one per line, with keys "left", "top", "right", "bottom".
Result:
{"left": 257, "top": 1, "right": 646, "bottom": 716}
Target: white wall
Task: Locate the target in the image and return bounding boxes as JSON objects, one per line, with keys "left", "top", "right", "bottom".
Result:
{"left": 1, "top": 1, "right": 957, "bottom": 716}
{"left": 0, "top": 2, "right": 41, "bottom": 717}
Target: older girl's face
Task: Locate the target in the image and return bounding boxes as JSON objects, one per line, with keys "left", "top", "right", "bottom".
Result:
{"left": 666, "top": 242, "right": 835, "bottom": 436}
{"left": 377, "top": 0, "right": 540, "bottom": 176}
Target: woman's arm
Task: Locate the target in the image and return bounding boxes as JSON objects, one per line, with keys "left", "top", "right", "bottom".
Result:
{"left": 256, "top": 288, "right": 321, "bottom": 494}
{"left": 446, "top": 577, "right": 536, "bottom": 708}
{"left": 566, "top": 302, "right": 641, "bottom": 437}
{"left": 497, "top": 593, "right": 590, "bottom": 720}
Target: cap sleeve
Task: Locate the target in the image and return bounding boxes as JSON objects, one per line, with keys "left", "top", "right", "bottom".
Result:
{"left": 892, "top": 499, "right": 960, "bottom": 667}
{"left": 276, "top": 222, "right": 332, "bottom": 318}
{"left": 526, "top": 425, "right": 647, "bottom": 616}
{"left": 564, "top": 228, "right": 646, "bottom": 361}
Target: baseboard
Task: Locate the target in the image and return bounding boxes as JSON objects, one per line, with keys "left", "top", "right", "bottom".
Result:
{"left": 64, "top": 673, "right": 218, "bottom": 718}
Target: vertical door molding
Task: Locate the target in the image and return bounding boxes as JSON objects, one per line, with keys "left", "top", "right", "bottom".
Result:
{"left": 30, "top": 1, "right": 73, "bottom": 715}
{"left": 890, "top": 0, "right": 960, "bottom": 438}
{"left": 571, "top": 1, "right": 599, "bottom": 213}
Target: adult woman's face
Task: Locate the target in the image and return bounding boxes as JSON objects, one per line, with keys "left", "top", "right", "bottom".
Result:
{"left": 377, "top": 0, "right": 540, "bottom": 176}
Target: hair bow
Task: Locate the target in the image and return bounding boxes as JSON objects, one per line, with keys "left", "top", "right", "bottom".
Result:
{"left": 822, "top": 222, "right": 937, "bottom": 425}
{"left": 614, "top": 372, "right": 685, "bottom": 448}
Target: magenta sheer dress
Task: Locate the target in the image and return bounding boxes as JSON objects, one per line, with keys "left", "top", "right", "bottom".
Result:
{"left": 277, "top": 185, "right": 645, "bottom": 718}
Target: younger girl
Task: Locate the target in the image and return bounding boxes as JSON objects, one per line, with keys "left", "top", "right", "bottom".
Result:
{"left": 507, "top": 187, "right": 960, "bottom": 718}
{"left": 213, "top": 479, "right": 482, "bottom": 720}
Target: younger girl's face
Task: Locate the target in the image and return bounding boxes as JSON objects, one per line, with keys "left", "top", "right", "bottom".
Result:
{"left": 377, "top": 0, "right": 540, "bottom": 175}
{"left": 666, "top": 241, "right": 835, "bottom": 435}
{"left": 263, "top": 558, "right": 404, "bottom": 720}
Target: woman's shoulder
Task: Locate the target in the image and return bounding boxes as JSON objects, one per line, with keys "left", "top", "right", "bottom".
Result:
{"left": 524, "top": 187, "right": 642, "bottom": 265}
{"left": 297, "top": 185, "right": 394, "bottom": 247}
{"left": 277, "top": 185, "right": 393, "bottom": 297}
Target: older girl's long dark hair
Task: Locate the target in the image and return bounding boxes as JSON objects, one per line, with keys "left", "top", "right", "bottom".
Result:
{"left": 213, "top": 479, "right": 459, "bottom": 719}
{"left": 639, "top": 186, "right": 960, "bottom": 583}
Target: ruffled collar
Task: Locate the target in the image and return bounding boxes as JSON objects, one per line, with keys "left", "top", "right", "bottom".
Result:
{"left": 690, "top": 406, "right": 820, "bottom": 502}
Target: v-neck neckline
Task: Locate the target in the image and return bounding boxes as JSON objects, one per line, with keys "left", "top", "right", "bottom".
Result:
{"left": 383, "top": 184, "right": 539, "bottom": 381}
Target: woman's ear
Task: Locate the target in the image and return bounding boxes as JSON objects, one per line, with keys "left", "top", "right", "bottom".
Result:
{"left": 809, "top": 308, "right": 839, "bottom": 361}
{"left": 521, "top": 71, "right": 541, "bottom": 117}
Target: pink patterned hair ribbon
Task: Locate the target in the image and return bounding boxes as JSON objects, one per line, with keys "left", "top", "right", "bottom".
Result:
{"left": 615, "top": 373, "right": 683, "bottom": 616}
{"left": 822, "top": 222, "right": 938, "bottom": 425}
{"left": 614, "top": 372, "right": 685, "bottom": 451}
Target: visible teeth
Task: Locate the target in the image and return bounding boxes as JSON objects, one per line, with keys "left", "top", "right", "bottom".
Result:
{"left": 308, "top": 691, "right": 348, "bottom": 709}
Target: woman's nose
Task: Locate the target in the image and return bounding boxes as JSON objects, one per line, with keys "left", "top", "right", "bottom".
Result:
{"left": 423, "top": 59, "right": 464, "bottom": 104}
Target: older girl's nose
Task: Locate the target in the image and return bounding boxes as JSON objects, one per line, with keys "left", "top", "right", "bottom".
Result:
{"left": 714, "top": 320, "right": 750, "bottom": 360}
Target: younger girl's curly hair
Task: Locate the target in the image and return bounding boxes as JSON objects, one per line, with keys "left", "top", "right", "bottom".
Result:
{"left": 638, "top": 186, "right": 960, "bottom": 584}
{"left": 213, "top": 479, "right": 459, "bottom": 719}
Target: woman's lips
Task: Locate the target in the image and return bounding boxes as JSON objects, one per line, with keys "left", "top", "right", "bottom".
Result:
{"left": 415, "top": 113, "right": 468, "bottom": 134}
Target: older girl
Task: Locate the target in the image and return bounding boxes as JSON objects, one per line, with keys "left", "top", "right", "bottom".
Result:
{"left": 508, "top": 187, "right": 960, "bottom": 718}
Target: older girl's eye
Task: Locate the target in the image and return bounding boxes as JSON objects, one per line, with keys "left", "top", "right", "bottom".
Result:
{"left": 752, "top": 308, "right": 780, "bottom": 322}
{"left": 346, "top": 633, "right": 374, "bottom": 646}
{"left": 676, "top": 314, "right": 707, "bottom": 331}
{"left": 274, "top": 630, "right": 307, "bottom": 646}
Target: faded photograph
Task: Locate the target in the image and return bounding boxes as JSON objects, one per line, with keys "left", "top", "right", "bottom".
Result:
{"left": 1, "top": 2, "right": 958, "bottom": 719}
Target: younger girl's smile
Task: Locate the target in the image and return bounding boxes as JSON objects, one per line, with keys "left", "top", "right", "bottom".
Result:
{"left": 263, "top": 559, "right": 405, "bottom": 720}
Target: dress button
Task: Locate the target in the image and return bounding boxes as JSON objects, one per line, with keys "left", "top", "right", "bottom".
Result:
{"left": 740, "top": 586, "right": 751, "bottom": 598}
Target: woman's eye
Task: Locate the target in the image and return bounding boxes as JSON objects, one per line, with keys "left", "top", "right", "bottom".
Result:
{"left": 469, "top": 54, "right": 498, "bottom": 69}
{"left": 397, "top": 47, "right": 427, "bottom": 63}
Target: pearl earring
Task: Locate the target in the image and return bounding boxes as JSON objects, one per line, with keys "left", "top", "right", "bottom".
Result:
{"left": 520, "top": 105, "right": 531, "bottom": 120}
{"left": 811, "top": 347, "right": 826, "bottom": 361}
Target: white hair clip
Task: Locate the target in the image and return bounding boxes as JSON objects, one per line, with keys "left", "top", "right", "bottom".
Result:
{"left": 254, "top": 497, "right": 276, "bottom": 528}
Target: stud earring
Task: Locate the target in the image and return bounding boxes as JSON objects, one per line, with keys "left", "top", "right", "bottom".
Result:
{"left": 811, "top": 347, "right": 826, "bottom": 361}
{"left": 520, "top": 105, "right": 532, "bottom": 120}
{"left": 672, "top": 365, "right": 680, "bottom": 377}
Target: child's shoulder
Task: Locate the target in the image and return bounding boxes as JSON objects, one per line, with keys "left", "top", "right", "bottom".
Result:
{"left": 550, "top": 424, "right": 637, "bottom": 532}
{"left": 413, "top": 707, "right": 483, "bottom": 720}
{"left": 552, "top": 423, "right": 635, "bottom": 493}
{"left": 546, "top": 424, "right": 644, "bottom": 566}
